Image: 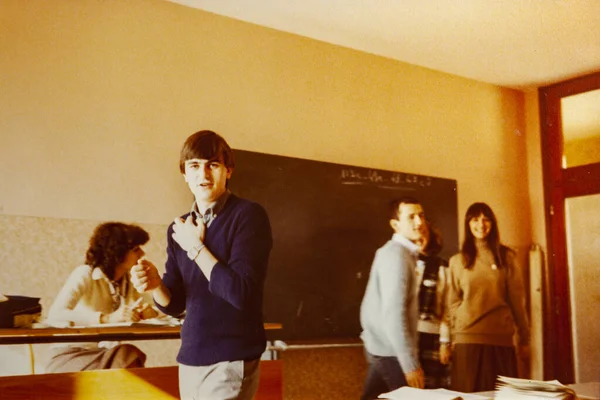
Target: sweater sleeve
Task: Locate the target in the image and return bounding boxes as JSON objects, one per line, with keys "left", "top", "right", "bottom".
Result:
{"left": 377, "top": 248, "right": 420, "bottom": 373}
{"left": 438, "top": 265, "right": 451, "bottom": 343}
{"left": 446, "top": 254, "right": 463, "bottom": 333}
{"left": 155, "top": 223, "right": 187, "bottom": 317}
{"left": 47, "top": 265, "right": 102, "bottom": 326}
{"left": 209, "top": 202, "right": 272, "bottom": 311}
{"left": 505, "top": 250, "right": 530, "bottom": 345}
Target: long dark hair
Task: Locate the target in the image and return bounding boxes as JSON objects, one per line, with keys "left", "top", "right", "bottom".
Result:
{"left": 85, "top": 222, "right": 149, "bottom": 280}
{"left": 422, "top": 220, "right": 443, "bottom": 257}
{"left": 461, "top": 202, "right": 510, "bottom": 269}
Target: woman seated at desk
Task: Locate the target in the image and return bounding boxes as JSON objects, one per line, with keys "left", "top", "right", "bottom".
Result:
{"left": 45, "top": 222, "right": 158, "bottom": 373}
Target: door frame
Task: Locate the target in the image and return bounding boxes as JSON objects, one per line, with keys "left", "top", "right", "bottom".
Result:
{"left": 538, "top": 71, "right": 600, "bottom": 382}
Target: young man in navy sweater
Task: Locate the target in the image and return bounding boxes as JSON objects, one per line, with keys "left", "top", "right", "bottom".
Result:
{"left": 131, "top": 130, "right": 272, "bottom": 400}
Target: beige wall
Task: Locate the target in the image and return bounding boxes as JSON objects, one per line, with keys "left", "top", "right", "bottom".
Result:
{"left": 0, "top": 0, "right": 547, "bottom": 397}
{"left": 1, "top": 0, "right": 533, "bottom": 237}
{"left": 524, "top": 89, "right": 547, "bottom": 380}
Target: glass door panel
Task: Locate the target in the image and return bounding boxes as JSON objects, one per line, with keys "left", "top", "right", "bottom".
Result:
{"left": 561, "top": 89, "right": 600, "bottom": 168}
{"left": 566, "top": 193, "right": 600, "bottom": 382}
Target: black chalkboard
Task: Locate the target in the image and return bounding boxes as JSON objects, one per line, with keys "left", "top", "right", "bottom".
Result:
{"left": 229, "top": 150, "right": 458, "bottom": 341}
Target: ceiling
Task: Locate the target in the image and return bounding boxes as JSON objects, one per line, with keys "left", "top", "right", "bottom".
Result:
{"left": 166, "top": 0, "right": 600, "bottom": 90}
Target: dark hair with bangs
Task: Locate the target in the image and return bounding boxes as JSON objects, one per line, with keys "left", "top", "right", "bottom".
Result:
{"left": 461, "top": 202, "right": 511, "bottom": 269}
{"left": 389, "top": 196, "right": 421, "bottom": 220}
{"left": 179, "top": 130, "right": 235, "bottom": 173}
{"left": 85, "top": 222, "right": 149, "bottom": 280}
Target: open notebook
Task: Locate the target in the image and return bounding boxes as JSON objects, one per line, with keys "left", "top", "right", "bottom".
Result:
{"left": 379, "top": 387, "right": 491, "bottom": 400}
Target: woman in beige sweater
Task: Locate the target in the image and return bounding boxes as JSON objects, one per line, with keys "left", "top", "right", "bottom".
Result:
{"left": 447, "top": 202, "right": 529, "bottom": 392}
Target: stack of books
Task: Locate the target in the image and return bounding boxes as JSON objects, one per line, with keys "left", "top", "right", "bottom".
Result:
{"left": 495, "top": 376, "right": 577, "bottom": 399}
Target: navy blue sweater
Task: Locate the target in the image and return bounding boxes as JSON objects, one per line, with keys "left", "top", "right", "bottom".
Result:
{"left": 156, "top": 195, "right": 272, "bottom": 366}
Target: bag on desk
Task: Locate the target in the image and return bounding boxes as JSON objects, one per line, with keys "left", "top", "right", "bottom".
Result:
{"left": 0, "top": 295, "right": 42, "bottom": 328}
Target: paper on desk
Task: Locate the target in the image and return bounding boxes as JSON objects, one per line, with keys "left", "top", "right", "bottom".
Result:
{"left": 379, "top": 387, "right": 492, "bottom": 400}
{"left": 495, "top": 376, "right": 577, "bottom": 400}
{"left": 83, "top": 316, "right": 182, "bottom": 328}
{"left": 40, "top": 316, "right": 181, "bottom": 329}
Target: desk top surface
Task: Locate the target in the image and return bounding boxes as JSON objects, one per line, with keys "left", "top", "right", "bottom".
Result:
{"left": 0, "top": 322, "right": 283, "bottom": 345}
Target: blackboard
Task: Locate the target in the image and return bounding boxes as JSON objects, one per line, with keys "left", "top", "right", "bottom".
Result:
{"left": 229, "top": 150, "right": 458, "bottom": 341}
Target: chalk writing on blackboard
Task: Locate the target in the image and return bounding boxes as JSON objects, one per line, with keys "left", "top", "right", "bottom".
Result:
{"left": 340, "top": 168, "right": 433, "bottom": 188}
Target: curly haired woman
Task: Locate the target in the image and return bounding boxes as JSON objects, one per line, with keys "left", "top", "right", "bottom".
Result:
{"left": 46, "top": 222, "right": 158, "bottom": 373}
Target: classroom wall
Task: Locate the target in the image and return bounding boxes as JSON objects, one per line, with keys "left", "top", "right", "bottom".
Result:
{"left": 0, "top": 0, "right": 546, "bottom": 397}
{"left": 1, "top": 0, "right": 534, "bottom": 238}
{"left": 524, "top": 89, "right": 547, "bottom": 380}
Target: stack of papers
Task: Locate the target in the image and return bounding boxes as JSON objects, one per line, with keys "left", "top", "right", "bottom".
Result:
{"left": 495, "top": 376, "right": 577, "bottom": 399}
{"left": 378, "top": 387, "right": 491, "bottom": 400}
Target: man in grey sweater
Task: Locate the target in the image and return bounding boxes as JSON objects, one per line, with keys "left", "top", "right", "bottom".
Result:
{"left": 360, "top": 196, "right": 427, "bottom": 399}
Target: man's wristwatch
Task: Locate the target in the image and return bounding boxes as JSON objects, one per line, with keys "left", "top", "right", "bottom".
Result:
{"left": 187, "top": 243, "right": 205, "bottom": 260}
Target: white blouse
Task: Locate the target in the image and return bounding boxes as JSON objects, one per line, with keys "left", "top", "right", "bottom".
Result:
{"left": 47, "top": 265, "right": 140, "bottom": 327}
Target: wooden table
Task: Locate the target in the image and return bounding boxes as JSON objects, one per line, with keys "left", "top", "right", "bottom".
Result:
{"left": 0, "top": 323, "right": 283, "bottom": 345}
{"left": 0, "top": 362, "right": 284, "bottom": 400}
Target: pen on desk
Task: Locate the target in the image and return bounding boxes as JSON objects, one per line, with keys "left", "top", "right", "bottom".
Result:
{"left": 129, "top": 297, "right": 143, "bottom": 310}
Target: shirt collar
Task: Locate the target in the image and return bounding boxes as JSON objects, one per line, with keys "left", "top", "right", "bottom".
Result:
{"left": 190, "top": 190, "right": 231, "bottom": 227}
{"left": 91, "top": 267, "right": 108, "bottom": 281}
{"left": 91, "top": 266, "right": 125, "bottom": 296}
{"left": 392, "top": 233, "right": 421, "bottom": 255}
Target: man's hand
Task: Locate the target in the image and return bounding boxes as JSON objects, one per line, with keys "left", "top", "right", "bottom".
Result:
{"left": 172, "top": 215, "right": 205, "bottom": 252}
{"left": 130, "top": 259, "right": 162, "bottom": 293}
{"left": 440, "top": 343, "right": 452, "bottom": 365}
{"left": 405, "top": 367, "right": 425, "bottom": 388}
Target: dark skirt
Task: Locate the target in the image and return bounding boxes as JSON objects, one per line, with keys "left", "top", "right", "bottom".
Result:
{"left": 45, "top": 344, "right": 146, "bottom": 373}
{"left": 418, "top": 332, "right": 450, "bottom": 389}
{"left": 450, "top": 343, "right": 517, "bottom": 393}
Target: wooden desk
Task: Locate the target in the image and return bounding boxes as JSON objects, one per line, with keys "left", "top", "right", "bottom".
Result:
{"left": 569, "top": 382, "right": 600, "bottom": 400}
{"left": 0, "top": 361, "right": 283, "bottom": 400}
{"left": 0, "top": 323, "right": 283, "bottom": 345}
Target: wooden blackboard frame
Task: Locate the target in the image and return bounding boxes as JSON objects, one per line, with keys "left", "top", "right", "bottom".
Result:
{"left": 229, "top": 150, "right": 458, "bottom": 341}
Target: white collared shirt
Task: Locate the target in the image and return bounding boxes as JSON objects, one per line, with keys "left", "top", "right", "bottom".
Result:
{"left": 391, "top": 233, "right": 421, "bottom": 255}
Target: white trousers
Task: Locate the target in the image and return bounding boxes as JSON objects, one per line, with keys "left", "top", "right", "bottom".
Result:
{"left": 178, "top": 359, "right": 260, "bottom": 400}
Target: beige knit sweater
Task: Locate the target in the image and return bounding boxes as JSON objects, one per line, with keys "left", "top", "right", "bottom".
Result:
{"left": 447, "top": 241, "right": 530, "bottom": 347}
